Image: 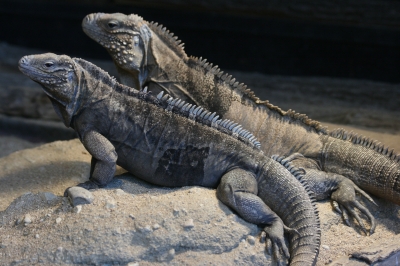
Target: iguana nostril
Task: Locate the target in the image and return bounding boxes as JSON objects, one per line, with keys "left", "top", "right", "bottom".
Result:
{"left": 85, "top": 14, "right": 96, "bottom": 23}
{"left": 19, "top": 56, "right": 27, "bottom": 65}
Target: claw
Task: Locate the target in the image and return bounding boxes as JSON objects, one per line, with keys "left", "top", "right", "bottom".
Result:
{"left": 355, "top": 186, "right": 378, "bottom": 206}
{"left": 260, "top": 231, "right": 266, "bottom": 244}
{"left": 340, "top": 206, "right": 350, "bottom": 227}
{"left": 350, "top": 208, "right": 367, "bottom": 235}
{"left": 350, "top": 201, "right": 369, "bottom": 235}
{"left": 273, "top": 242, "right": 280, "bottom": 260}
{"left": 281, "top": 153, "right": 304, "bottom": 164}
{"left": 277, "top": 239, "right": 290, "bottom": 259}
{"left": 262, "top": 220, "right": 290, "bottom": 263}
{"left": 283, "top": 224, "right": 299, "bottom": 236}
{"left": 332, "top": 200, "right": 342, "bottom": 214}
{"left": 264, "top": 237, "right": 272, "bottom": 255}
{"left": 353, "top": 200, "right": 376, "bottom": 235}
{"left": 331, "top": 179, "right": 376, "bottom": 235}
{"left": 63, "top": 187, "right": 72, "bottom": 197}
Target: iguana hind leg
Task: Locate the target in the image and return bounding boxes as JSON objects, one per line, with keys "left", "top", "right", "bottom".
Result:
{"left": 216, "top": 168, "right": 291, "bottom": 263}
{"left": 279, "top": 153, "right": 376, "bottom": 235}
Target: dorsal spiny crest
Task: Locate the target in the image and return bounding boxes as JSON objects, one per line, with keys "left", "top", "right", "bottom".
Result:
{"left": 127, "top": 14, "right": 144, "bottom": 21}
{"left": 329, "top": 128, "right": 399, "bottom": 162}
{"left": 152, "top": 93, "right": 261, "bottom": 149}
{"left": 147, "top": 21, "right": 187, "bottom": 59}
{"left": 191, "top": 56, "right": 327, "bottom": 134}
{"left": 126, "top": 14, "right": 145, "bottom": 28}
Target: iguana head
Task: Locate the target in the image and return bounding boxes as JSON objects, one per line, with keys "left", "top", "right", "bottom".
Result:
{"left": 18, "top": 53, "right": 80, "bottom": 126}
{"left": 82, "top": 13, "right": 150, "bottom": 76}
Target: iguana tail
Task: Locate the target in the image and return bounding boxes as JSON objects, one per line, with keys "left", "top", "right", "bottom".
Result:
{"left": 321, "top": 129, "right": 400, "bottom": 205}
{"left": 261, "top": 156, "right": 321, "bottom": 266}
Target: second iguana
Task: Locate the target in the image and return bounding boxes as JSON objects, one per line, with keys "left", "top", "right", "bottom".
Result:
{"left": 19, "top": 53, "right": 321, "bottom": 265}
{"left": 82, "top": 12, "right": 400, "bottom": 234}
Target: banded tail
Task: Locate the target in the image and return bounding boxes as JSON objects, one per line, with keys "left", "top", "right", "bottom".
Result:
{"left": 262, "top": 156, "right": 321, "bottom": 265}
{"left": 321, "top": 129, "right": 400, "bottom": 205}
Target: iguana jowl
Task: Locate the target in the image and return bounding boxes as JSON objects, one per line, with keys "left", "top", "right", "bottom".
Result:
{"left": 19, "top": 53, "right": 321, "bottom": 266}
{"left": 82, "top": 12, "right": 400, "bottom": 233}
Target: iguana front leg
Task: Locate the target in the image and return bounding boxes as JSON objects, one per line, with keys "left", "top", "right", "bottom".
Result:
{"left": 76, "top": 131, "right": 117, "bottom": 191}
{"left": 278, "top": 153, "right": 376, "bottom": 235}
{"left": 216, "top": 168, "right": 291, "bottom": 264}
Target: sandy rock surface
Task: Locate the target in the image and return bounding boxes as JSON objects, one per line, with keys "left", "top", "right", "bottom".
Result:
{"left": 0, "top": 134, "right": 43, "bottom": 158}
{"left": 0, "top": 125, "right": 399, "bottom": 265}
{"left": 1, "top": 187, "right": 269, "bottom": 265}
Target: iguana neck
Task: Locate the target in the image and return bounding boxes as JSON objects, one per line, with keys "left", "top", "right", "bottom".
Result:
{"left": 73, "top": 58, "right": 116, "bottom": 107}
{"left": 142, "top": 32, "right": 203, "bottom": 106}
{"left": 115, "top": 63, "right": 142, "bottom": 90}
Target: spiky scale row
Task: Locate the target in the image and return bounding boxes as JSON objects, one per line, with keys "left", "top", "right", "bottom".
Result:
{"left": 154, "top": 89, "right": 261, "bottom": 149}
{"left": 74, "top": 58, "right": 117, "bottom": 84}
{"left": 148, "top": 21, "right": 187, "bottom": 59}
{"left": 330, "top": 128, "right": 400, "bottom": 162}
{"left": 272, "top": 154, "right": 321, "bottom": 263}
{"left": 193, "top": 57, "right": 327, "bottom": 134}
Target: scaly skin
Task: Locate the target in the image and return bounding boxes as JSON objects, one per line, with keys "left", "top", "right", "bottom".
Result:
{"left": 19, "top": 53, "right": 321, "bottom": 265}
{"left": 82, "top": 12, "right": 400, "bottom": 234}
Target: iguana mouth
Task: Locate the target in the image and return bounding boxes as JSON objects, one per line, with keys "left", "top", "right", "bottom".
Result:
{"left": 83, "top": 26, "right": 135, "bottom": 49}
{"left": 18, "top": 65, "right": 64, "bottom": 84}
{"left": 82, "top": 26, "right": 113, "bottom": 48}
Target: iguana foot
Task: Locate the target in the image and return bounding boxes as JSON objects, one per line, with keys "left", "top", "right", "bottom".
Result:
{"left": 260, "top": 219, "right": 294, "bottom": 264}
{"left": 274, "top": 153, "right": 378, "bottom": 235}
{"left": 331, "top": 179, "right": 377, "bottom": 235}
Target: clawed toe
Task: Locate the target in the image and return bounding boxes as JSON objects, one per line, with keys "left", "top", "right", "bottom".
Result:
{"left": 331, "top": 180, "right": 376, "bottom": 235}
{"left": 261, "top": 221, "right": 291, "bottom": 263}
{"left": 63, "top": 187, "right": 72, "bottom": 197}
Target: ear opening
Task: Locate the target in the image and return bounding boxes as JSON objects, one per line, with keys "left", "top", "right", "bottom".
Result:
{"left": 139, "top": 24, "right": 151, "bottom": 70}
{"left": 137, "top": 24, "right": 152, "bottom": 87}
{"left": 63, "top": 64, "right": 84, "bottom": 127}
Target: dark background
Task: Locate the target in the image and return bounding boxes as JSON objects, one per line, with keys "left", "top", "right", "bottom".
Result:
{"left": 1, "top": 0, "right": 400, "bottom": 83}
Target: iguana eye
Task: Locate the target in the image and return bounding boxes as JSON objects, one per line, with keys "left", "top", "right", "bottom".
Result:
{"left": 44, "top": 61, "right": 54, "bottom": 68}
{"left": 107, "top": 21, "right": 119, "bottom": 29}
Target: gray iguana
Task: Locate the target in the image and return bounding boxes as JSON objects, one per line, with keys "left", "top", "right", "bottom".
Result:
{"left": 19, "top": 53, "right": 321, "bottom": 265}
{"left": 82, "top": 12, "right": 400, "bottom": 234}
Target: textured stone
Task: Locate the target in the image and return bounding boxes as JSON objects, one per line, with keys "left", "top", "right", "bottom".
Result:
{"left": 329, "top": 257, "right": 368, "bottom": 266}
{"left": 40, "top": 192, "right": 57, "bottom": 202}
{"left": 74, "top": 205, "right": 82, "bottom": 214}
{"left": 66, "top": 186, "right": 94, "bottom": 207}
{"left": 0, "top": 187, "right": 268, "bottom": 265}
{"left": 0, "top": 139, "right": 91, "bottom": 211}
{"left": 352, "top": 235, "right": 400, "bottom": 264}
{"left": 23, "top": 214, "right": 32, "bottom": 224}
